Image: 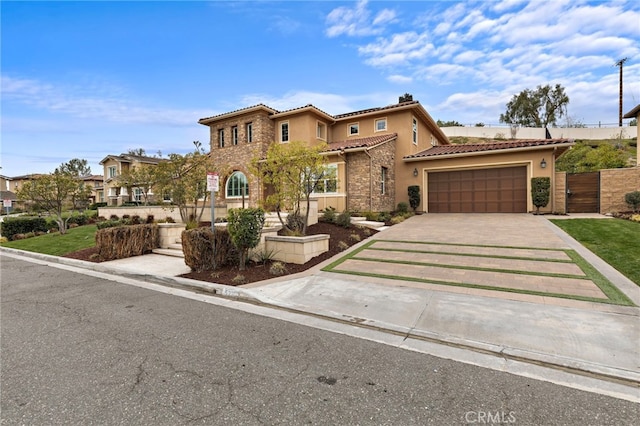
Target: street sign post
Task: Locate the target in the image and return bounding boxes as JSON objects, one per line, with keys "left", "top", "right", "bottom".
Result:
{"left": 3, "top": 199, "right": 12, "bottom": 215}
{"left": 207, "top": 172, "right": 219, "bottom": 269}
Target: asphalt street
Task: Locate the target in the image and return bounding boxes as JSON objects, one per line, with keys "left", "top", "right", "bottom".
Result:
{"left": 1, "top": 255, "right": 638, "bottom": 425}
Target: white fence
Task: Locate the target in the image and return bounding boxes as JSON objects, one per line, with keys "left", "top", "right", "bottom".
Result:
{"left": 441, "top": 126, "right": 637, "bottom": 140}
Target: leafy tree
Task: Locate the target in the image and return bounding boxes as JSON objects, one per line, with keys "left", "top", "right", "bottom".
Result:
{"left": 16, "top": 162, "right": 92, "bottom": 234}
{"left": 155, "top": 142, "right": 229, "bottom": 224}
{"left": 58, "top": 158, "right": 91, "bottom": 177}
{"left": 556, "top": 142, "right": 627, "bottom": 173}
{"left": 117, "top": 163, "right": 159, "bottom": 206}
{"left": 399, "top": 93, "right": 413, "bottom": 103}
{"left": 500, "top": 84, "right": 569, "bottom": 129}
{"left": 629, "top": 118, "right": 637, "bottom": 127}
{"left": 437, "top": 119, "right": 463, "bottom": 127}
{"left": 226, "top": 207, "right": 265, "bottom": 270}
{"left": 251, "top": 141, "right": 328, "bottom": 235}
{"left": 531, "top": 177, "right": 550, "bottom": 215}
{"left": 127, "top": 148, "right": 147, "bottom": 156}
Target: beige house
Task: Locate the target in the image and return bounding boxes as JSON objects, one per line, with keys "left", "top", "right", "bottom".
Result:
{"left": 199, "top": 98, "right": 573, "bottom": 214}
{"left": 82, "top": 175, "right": 105, "bottom": 204}
{"left": 99, "top": 154, "right": 166, "bottom": 206}
{"left": 623, "top": 104, "right": 639, "bottom": 165}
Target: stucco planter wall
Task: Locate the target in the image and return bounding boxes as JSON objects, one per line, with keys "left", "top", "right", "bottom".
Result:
{"left": 264, "top": 234, "right": 330, "bottom": 264}
{"left": 158, "top": 223, "right": 186, "bottom": 248}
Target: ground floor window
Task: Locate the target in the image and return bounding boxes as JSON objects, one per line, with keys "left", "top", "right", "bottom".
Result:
{"left": 312, "top": 164, "right": 338, "bottom": 194}
{"left": 226, "top": 171, "right": 249, "bottom": 198}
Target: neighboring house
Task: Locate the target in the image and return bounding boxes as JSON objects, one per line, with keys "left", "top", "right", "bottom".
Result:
{"left": 199, "top": 98, "right": 573, "bottom": 214}
{"left": 9, "top": 174, "right": 44, "bottom": 193}
{"left": 99, "top": 154, "right": 166, "bottom": 206}
{"left": 623, "top": 104, "right": 640, "bottom": 166}
{"left": 0, "top": 175, "right": 11, "bottom": 192}
{"left": 82, "top": 175, "right": 105, "bottom": 204}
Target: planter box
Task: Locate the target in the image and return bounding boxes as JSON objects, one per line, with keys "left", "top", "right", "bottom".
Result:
{"left": 157, "top": 223, "right": 186, "bottom": 248}
{"left": 265, "top": 234, "right": 329, "bottom": 264}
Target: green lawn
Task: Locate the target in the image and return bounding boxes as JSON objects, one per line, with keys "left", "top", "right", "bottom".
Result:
{"left": 550, "top": 218, "right": 640, "bottom": 286}
{"left": 1, "top": 225, "right": 97, "bottom": 256}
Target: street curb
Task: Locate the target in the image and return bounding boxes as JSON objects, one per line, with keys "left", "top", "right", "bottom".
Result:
{"left": 2, "top": 246, "right": 639, "bottom": 389}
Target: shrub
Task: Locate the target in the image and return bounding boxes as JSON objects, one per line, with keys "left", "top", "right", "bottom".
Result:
{"left": 378, "top": 211, "right": 391, "bottom": 222}
{"left": 269, "top": 261, "right": 287, "bottom": 276}
{"left": 96, "top": 224, "right": 159, "bottom": 261}
{"left": 67, "top": 214, "right": 88, "bottom": 226}
{"left": 253, "top": 247, "right": 277, "bottom": 264}
{"left": 338, "top": 240, "right": 349, "bottom": 251}
{"left": 181, "top": 227, "right": 237, "bottom": 272}
{"left": 286, "top": 212, "right": 306, "bottom": 235}
{"left": 408, "top": 185, "right": 420, "bottom": 212}
{"left": 88, "top": 202, "right": 107, "bottom": 210}
{"left": 321, "top": 207, "right": 336, "bottom": 223}
{"left": 624, "top": 191, "right": 640, "bottom": 212}
{"left": 0, "top": 217, "right": 48, "bottom": 241}
{"left": 397, "top": 202, "right": 409, "bottom": 214}
{"left": 110, "top": 214, "right": 119, "bottom": 220}
{"left": 96, "top": 219, "right": 124, "bottom": 230}
{"left": 336, "top": 211, "right": 351, "bottom": 228}
{"left": 227, "top": 208, "right": 266, "bottom": 270}
{"left": 231, "top": 274, "right": 246, "bottom": 285}
{"left": 0, "top": 236, "right": 8, "bottom": 243}
{"left": 146, "top": 215, "right": 155, "bottom": 224}
{"left": 531, "top": 177, "right": 551, "bottom": 214}
{"left": 68, "top": 223, "right": 79, "bottom": 229}
{"left": 165, "top": 216, "right": 175, "bottom": 223}
{"left": 349, "top": 233, "right": 361, "bottom": 242}
{"left": 390, "top": 215, "right": 406, "bottom": 225}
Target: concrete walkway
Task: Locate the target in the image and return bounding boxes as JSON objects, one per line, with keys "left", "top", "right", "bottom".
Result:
{"left": 2, "top": 213, "right": 638, "bottom": 401}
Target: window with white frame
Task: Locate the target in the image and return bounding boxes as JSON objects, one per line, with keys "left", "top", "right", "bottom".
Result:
{"left": 218, "top": 129, "right": 225, "bottom": 148}
{"left": 108, "top": 166, "right": 117, "bottom": 178}
{"left": 316, "top": 122, "right": 327, "bottom": 140}
{"left": 246, "top": 122, "right": 253, "bottom": 143}
{"left": 431, "top": 135, "right": 437, "bottom": 146}
{"left": 312, "top": 164, "right": 338, "bottom": 194}
{"left": 232, "top": 126, "right": 238, "bottom": 145}
{"left": 412, "top": 117, "right": 418, "bottom": 144}
{"left": 133, "top": 187, "right": 143, "bottom": 202}
{"left": 280, "top": 121, "right": 289, "bottom": 143}
{"left": 381, "top": 166, "right": 388, "bottom": 194}
{"left": 348, "top": 123, "right": 359, "bottom": 136}
{"left": 375, "top": 118, "right": 387, "bottom": 132}
{"left": 226, "top": 171, "right": 249, "bottom": 198}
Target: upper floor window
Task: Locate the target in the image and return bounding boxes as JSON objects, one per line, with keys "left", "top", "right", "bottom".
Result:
{"left": 232, "top": 126, "right": 238, "bottom": 145}
{"left": 312, "top": 164, "right": 338, "bottom": 194}
{"left": 246, "top": 122, "right": 253, "bottom": 143}
{"left": 226, "top": 171, "right": 249, "bottom": 198}
{"left": 280, "top": 121, "right": 289, "bottom": 143}
{"left": 316, "top": 122, "right": 327, "bottom": 140}
{"left": 375, "top": 118, "right": 387, "bottom": 132}
{"left": 348, "top": 123, "right": 359, "bottom": 136}
{"left": 218, "top": 129, "right": 225, "bottom": 148}
{"left": 108, "top": 166, "right": 117, "bottom": 178}
{"left": 431, "top": 135, "right": 437, "bottom": 146}
{"left": 412, "top": 117, "right": 418, "bottom": 144}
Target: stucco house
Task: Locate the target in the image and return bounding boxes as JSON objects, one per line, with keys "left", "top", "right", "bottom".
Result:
{"left": 199, "top": 97, "right": 573, "bottom": 214}
{"left": 99, "top": 154, "right": 166, "bottom": 206}
{"left": 623, "top": 104, "right": 639, "bottom": 165}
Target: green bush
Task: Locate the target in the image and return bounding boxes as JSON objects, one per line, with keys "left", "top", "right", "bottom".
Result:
{"left": 0, "top": 217, "right": 48, "bottom": 241}
{"left": 321, "top": 207, "right": 336, "bottom": 223}
{"left": 397, "top": 202, "right": 409, "bottom": 214}
{"left": 88, "top": 202, "right": 107, "bottom": 210}
{"left": 96, "top": 219, "right": 124, "bottom": 229}
{"left": 624, "top": 191, "right": 640, "bottom": 212}
{"left": 378, "top": 211, "right": 391, "bottom": 222}
{"left": 336, "top": 210, "right": 351, "bottom": 228}
{"left": 67, "top": 214, "right": 88, "bottom": 226}
{"left": 227, "top": 208, "right": 266, "bottom": 270}
{"left": 408, "top": 185, "right": 420, "bottom": 212}
{"left": 531, "top": 177, "right": 551, "bottom": 214}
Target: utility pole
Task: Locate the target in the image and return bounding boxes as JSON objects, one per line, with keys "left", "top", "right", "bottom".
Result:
{"left": 615, "top": 58, "right": 628, "bottom": 127}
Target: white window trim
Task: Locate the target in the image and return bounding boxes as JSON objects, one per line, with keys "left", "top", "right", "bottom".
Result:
{"left": 280, "top": 121, "right": 290, "bottom": 143}
{"left": 348, "top": 122, "right": 359, "bottom": 136}
{"left": 375, "top": 117, "right": 387, "bottom": 132}
{"left": 226, "top": 171, "right": 249, "bottom": 199}
{"left": 316, "top": 121, "right": 327, "bottom": 141}
{"left": 412, "top": 117, "right": 418, "bottom": 145}
{"left": 311, "top": 164, "right": 338, "bottom": 194}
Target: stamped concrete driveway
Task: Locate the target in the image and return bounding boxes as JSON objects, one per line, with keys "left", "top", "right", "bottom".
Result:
{"left": 323, "top": 214, "right": 634, "bottom": 306}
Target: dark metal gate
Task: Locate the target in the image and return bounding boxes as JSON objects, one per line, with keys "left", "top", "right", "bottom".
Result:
{"left": 567, "top": 172, "right": 600, "bottom": 213}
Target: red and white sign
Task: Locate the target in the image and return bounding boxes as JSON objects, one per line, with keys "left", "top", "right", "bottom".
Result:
{"left": 206, "top": 172, "right": 219, "bottom": 192}
{"left": 3, "top": 199, "right": 12, "bottom": 208}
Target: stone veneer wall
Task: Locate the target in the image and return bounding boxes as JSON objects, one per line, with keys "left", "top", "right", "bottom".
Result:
{"left": 554, "top": 172, "right": 567, "bottom": 214}
{"left": 208, "top": 111, "right": 275, "bottom": 208}
{"left": 600, "top": 167, "right": 640, "bottom": 214}
{"left": 345, "top": 141, "right": 396, "bottom": 212}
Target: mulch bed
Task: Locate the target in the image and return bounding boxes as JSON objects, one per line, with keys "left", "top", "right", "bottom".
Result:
{"left": 64, "top": 221, "right": 378, "bottom": 286}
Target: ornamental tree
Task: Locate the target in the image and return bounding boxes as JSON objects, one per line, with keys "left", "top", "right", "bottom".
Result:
{"left": 531, "top": 177, "right": 550, "bottom": 215}
{"left": 226, "top": 207, "right": 265, "bottom": 270}
{"left": 500, "top": 84, "right": 569, "bottom": 130}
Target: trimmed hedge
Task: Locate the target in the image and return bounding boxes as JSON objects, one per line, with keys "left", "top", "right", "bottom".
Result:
{"left": 181, "top": 227, "right": 237, "bottom": 272}
{"left": 1, "top": 217, "right": 48, "bottom": 241}
{"left": 96, "top": 224, "right": 159, "bottom": 261}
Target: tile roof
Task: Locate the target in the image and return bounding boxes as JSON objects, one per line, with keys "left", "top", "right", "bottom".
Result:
{"left": 334, "top": 101, "right": 418, "bottom": 119}
{"left": 198, "top": 103, "right": 279, "bottom": 123}
{"left": 404, "top": 139, "right": 574, "bottom": 159}
{"left": 623, "top": 104, "right": 640, "bottom": 119}
{"left": 326, "top": 133, "right": 398, "bottom": 152}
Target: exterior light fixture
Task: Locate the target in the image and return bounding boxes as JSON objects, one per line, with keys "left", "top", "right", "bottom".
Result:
{"left": 413, "top": 168, "right": 418, "bottom": 177}
{"left": 540, "top": 158, "right": 547, "bottom": 169}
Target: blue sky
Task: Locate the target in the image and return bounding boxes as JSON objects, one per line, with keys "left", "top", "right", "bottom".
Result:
{"left": 2, "top": 0, "right": 639, "bottom": 178}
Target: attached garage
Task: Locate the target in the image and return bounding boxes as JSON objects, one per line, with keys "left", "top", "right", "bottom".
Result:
{"left": 428, "top": 166, "right": 527, "bottom": 213}
{"left": 403, "top": 139, "right": 575, "bottom": 214}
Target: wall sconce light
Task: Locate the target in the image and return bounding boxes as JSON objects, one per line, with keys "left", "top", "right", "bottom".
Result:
{"left": 413, "top": 168, "right": 418, "bottom": 177}
{"left": 540, "top": 158, "right": 547, "bottom": 169}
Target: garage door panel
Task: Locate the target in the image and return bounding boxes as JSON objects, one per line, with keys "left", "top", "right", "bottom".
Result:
{"left": 428, "top": 166, "right": 527, "bottom": 213}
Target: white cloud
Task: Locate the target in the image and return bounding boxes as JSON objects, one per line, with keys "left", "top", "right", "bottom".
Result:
{"left": 325, "top": 0, "right": 394, "bottom": 38}
{"left": 387, "top": 74, "right": 413, "bottom": 84}
{"left": 358, "top": 32, "right": 434, "bottom": 67}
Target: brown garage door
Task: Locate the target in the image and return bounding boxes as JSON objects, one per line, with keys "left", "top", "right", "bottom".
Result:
{"left": 428, "top": 167, "right": 527, "bottom": 213}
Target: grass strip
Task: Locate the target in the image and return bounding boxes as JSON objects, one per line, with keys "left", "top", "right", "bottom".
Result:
{"left": 374, "top": 239, "right": 565, "bottom": 252}
{"left": 1, "top": 225, "right": 96, "bottom": 256}
{"left": 322, "top": 240, "right": 375, "bottom": 271}
{"left": 349, "top": 255, "right": 588, "bottom": 280}
{"left": 327, "top": 268, "right": 623, "bottom": 305}
{"left": 365, "top": 245, "right": 574, "bottom": 264}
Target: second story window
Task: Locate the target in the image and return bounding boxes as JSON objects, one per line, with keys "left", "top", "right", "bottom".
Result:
{"left": 349, "top": 123, "right": 359, "bottom": 136}
{"left": 412, "top": 117, "right": 418, "bottom": 144}
{"left": 246, "top": 122, "right": 253, "bottom": 143}
{"left": 316, "top": 122, "right": 326, "bottom": 140}
{"left": 375, "top": 118, "right": 387, "bottom": 132}
{"left": 218, "top": 129, "right": 225, "bottom": 148}
{"left": 280, "top": 121, "right": 289, "bottom": 143}
{"left": 232, "top": 126, "right": 238, "bottom": 145}
{"left": 108, "top": 166, "right": 117, "bottom": 178}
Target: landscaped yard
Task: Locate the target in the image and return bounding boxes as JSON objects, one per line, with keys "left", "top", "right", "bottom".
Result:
{"left": 550, "top": 218, "right": 640, "bottom": 286}
{"left": 1, "top": 225, "right": 97, "bottom": 256}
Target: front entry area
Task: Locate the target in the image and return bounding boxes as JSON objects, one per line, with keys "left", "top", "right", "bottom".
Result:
{"left": 427, "top": 166, "right": 527, "bottom": 213}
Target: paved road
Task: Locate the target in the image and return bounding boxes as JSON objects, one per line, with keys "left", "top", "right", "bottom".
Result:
{"left": 1, "top": 255, "right": 638, "bottom": 425}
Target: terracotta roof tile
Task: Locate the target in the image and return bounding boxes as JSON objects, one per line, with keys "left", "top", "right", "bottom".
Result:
{"left": 199, "top": 103, "right": 278, "bottom": 122}
{"left": 404, "top": 139, "right": 574, "bottom": 159}
{"left": 334, "top": 101, "right": 419, "bottom": 119}
{"left": 326, "top": 133, "right": 398, "bottom": 152}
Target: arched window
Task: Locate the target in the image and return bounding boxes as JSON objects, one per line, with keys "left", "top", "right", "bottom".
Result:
{"left": 226, "top": 171, "right": 249, "bottom": 198}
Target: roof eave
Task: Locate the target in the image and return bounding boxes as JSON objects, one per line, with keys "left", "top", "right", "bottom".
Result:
{"left": 198, "top": 104, "right": 278, "bottom": 125}
{"left": 403, "top": 141, "right": 575, "bottom": 162}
